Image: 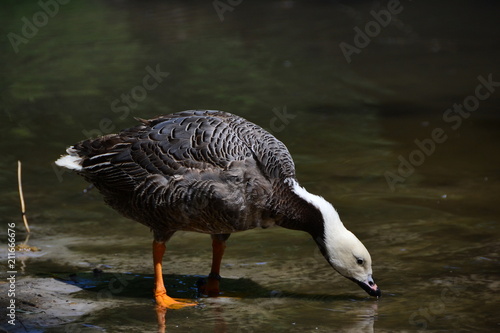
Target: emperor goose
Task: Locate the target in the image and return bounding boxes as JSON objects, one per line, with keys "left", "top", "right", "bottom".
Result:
{"left": 56, "top": 110, "right": 380, "bottom": 308}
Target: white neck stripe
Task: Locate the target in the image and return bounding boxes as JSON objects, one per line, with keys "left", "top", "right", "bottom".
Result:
{"left": 285, "top": 178, "right": 345, "bottom": 237}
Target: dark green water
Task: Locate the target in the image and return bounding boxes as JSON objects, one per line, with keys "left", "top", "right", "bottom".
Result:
{"left": 1, "top": 1, "right": 499, "bottom": 332}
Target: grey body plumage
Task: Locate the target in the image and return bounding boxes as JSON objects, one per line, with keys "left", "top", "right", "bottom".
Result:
{"left": 70, "top": 110, "right": 304, "bottom": 240}
{"left": 57, "top": 109, "right": 381, "bottom": 299}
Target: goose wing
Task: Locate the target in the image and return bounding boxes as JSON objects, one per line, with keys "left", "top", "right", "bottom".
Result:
{"left": 74, "top": 110, "right": 296, "bottom": 189}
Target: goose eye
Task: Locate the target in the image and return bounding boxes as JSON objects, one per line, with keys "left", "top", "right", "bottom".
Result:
{"left": 356, "top": 258, "right": 364, "bottom": 265}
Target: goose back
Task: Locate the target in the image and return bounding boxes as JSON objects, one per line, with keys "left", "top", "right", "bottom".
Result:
{"left": 70, "top": 110, "right": 297, "bottom": 237}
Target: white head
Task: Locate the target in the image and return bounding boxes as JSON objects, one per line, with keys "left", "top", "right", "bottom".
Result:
{"left": 288, "top": 179, "right": 381, "bottom": 297}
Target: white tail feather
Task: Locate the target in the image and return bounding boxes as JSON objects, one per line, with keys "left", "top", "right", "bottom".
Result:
{"left": 55, "top": 147, "right": 83, "bottom": 171}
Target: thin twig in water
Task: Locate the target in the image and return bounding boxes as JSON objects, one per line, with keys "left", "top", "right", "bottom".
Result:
{"left": 17, "top": 160, "right": 31, "bottom": 233}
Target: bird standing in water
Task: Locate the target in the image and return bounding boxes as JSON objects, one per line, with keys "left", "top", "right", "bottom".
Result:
{"left": 56, "top": 110, "right": 380, "bottom": 308}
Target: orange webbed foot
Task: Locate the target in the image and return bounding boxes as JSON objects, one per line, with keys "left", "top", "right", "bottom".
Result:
{"left": 155, "top": 290, "right": 197, "bottom": 309}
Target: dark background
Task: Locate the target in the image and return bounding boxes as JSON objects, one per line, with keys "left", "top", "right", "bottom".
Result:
{"left": 1, "top": 1, "right": 499, "bottom": 332}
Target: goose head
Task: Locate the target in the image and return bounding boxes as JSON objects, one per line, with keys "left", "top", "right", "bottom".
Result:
{"left": 287, "top": 178, "right": 381, "bottom": 297}
{"left": 321, "top": 227, "right": 380, "bottom": 297}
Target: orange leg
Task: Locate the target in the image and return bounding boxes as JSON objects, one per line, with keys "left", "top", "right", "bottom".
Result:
{"left": 202, "top": 234, "right": 229, "bottom": 297}
{"left": 153, "top": 240, "right": 196, "bottom": 309}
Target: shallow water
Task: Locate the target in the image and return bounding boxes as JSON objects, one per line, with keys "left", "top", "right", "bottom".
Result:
{"left": 1, "top": 0, "right": 499, "bottom": 332}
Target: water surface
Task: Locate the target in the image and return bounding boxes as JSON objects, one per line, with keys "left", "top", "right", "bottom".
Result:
{"left": 1, "top": 1, "right": 499, "bottom": 332}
